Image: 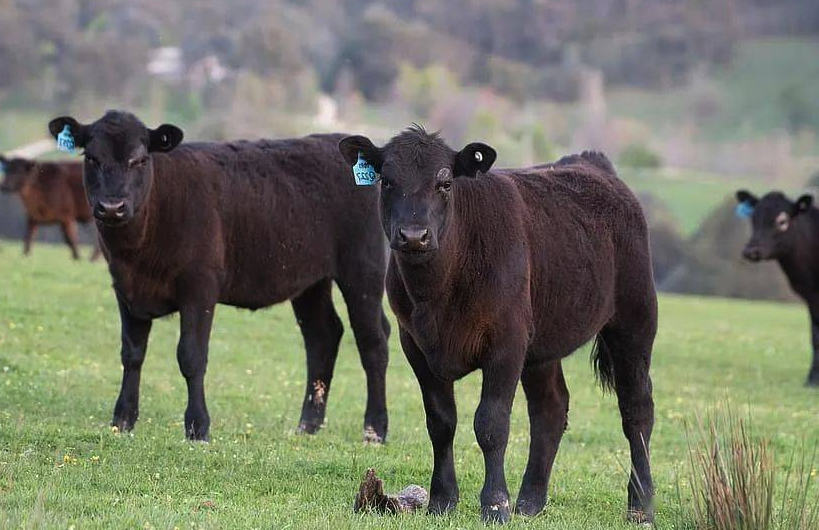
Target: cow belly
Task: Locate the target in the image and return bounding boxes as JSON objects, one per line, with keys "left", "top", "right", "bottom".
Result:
{"left": 220, "top": 259, "right": 331, "bottom": 309}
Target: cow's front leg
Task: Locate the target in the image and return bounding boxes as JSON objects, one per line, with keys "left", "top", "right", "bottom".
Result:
{"left": 176, "top": 285, "right": 217, "bottom": 441}
{"left": 112, "top": 294, "right": 152, "bottom": 432}
{"left": 475, "top": 350, "right": 524, "bottom": 524}
{"left": 808, "top": 307, "right": 819, "bottom": 386}
{"left": 400, "top": 330, "right": 460, "bottom": 514}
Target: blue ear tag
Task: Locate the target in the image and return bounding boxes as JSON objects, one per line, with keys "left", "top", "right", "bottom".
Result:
{"left": 56, "top": 125, "right": 75, "bottom": 154}
{"left": 735, "top": 201, "right": 754, "bottom": 219}
{"left": 352, "top": 152, "right": 378, "bottom": 186}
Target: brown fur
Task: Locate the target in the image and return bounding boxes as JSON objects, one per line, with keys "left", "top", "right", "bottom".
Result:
{"left": 48, "top": 111, "right": 390, "bottom": 442}
{"left": 340, "top": 128, "right": 657, "bottom": 523}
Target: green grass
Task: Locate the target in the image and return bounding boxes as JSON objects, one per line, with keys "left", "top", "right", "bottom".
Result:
{"left": 618, "top": 167, "right": 750, "bottom": 235}
{"left": 1, "top": 241, "right": 818, "bottom": 530}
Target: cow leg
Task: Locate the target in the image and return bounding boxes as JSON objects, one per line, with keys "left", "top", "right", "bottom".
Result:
{"left": 601, "top": 324, "right": 656, "bottom": 525}
{"left": 90, "top": 242, "right": 102, "bottom": 262}
{"left": 475, "top": 354, "right": 522, "bottom": 524}
{"left": 400, "top": 329, "right": 459, "bottom": 514}
{"left": 89, "top": 226, "right": 102, "bottom": 262}
{"left": 338, "top": 283, "right": 390, "bottom": 443}
{"left": 515, "top": 360, "right": 569, "bottom": 517}
{"left": 61, "top": 220, "right": 80, "bottom": 260}
{"left": 176, "top": 286, "right": 217, "bottom": 441}
{"left": 112, "top": 295, "right": 153, "bottom": 432}
{"left": 292, "top": 278, "right": 343, "bottom": 435}
{"left": 23, "top": 219, "right": 37, "bottom": 256}
{"left": 806, "top": 305, "right": 819, "bottom": 386}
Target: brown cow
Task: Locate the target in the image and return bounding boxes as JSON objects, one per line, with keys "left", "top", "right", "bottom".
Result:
{"left": 0, "top": 155, "right": 100, "bottom": 260}
{"left": 48, "top": 111, "right": 390, "bottom": 443}
{"left": 340, "top": 127, "right": 657, "bottom": 524}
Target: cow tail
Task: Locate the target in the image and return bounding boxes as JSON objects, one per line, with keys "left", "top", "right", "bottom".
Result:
{"left": 591, "top": 333, "right": 616, "bottom": 393}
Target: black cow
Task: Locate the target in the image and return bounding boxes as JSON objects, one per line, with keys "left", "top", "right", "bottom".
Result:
{"left": 47, "top": 111, "right": 390, "bottom": 442}
{"left": 340, "top": 126, "right": 657, "bottom": 524}
{"left": 736, "top": 189, "right": 819, "bottom": 385}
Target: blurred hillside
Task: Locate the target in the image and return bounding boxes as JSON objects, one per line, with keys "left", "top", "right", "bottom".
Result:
{"left": 1, "top": 0, "right": 819, "bottom": 300}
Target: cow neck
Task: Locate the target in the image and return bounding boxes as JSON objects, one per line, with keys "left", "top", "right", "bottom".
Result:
{"left": 394, "top": 214, "right": 463, "bottom": 304}
{"left": 778, "top": 209, "right": 819, "bottom": 287}
{"left": 98, "top": 177, "right": 158, "bottom": 256}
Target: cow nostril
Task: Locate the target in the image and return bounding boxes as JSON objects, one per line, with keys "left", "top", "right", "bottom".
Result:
{"left": 420, "top": 229, "right": 430, "bottom": 244}
{"left": 98, "top": 201, "right": 126, "bottom": 218}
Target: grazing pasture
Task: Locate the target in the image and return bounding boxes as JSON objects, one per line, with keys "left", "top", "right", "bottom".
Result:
{"left": 1, "top": 242, "right": 818, "bottom": 529}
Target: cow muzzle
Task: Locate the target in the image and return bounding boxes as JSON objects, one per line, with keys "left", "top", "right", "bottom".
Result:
{"left": 95, "top": 199, "right": 130, "bottom": 225}
{"left": 393, "top": 225, "right": 436, "bottom": 253}
{"left": 742, "top": 246, "right": 766, "bottom": 262}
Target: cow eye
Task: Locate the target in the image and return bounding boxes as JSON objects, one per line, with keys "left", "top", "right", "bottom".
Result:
{"left": 85, "top": 155, "right": 99, "bottom": 166}
{"left": 129, "top": 156, "right": 148, "bottom": 168}
{"left": 380, "top": 176, "right": 392, "bottom": 188}
{"left": 437, "top": 180, "right": 452, "bottom": 193}
{"left": 776, "top": 214, "right": 789, "bottom": 232}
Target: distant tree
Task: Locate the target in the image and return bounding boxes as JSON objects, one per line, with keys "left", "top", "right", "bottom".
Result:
{"left": 333, "top": 6, "right": 403, "bottom": 101}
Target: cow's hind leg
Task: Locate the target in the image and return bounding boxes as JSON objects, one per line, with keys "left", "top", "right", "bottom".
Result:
{"left": 23, "top": 218, "right": 37, "bottom": 256}
{"left": 292, "top": 278, "right": 343, "bottom": 435}
{"left": 175, "top": 274, "right": 219, "bottom": 441}
{"left": 337, "top": 281, "right": 390, "bottom": 443}
{"left": 599, "top": 319, "right": 656, "bottom": 524}
{"left": 515, "top": 359, "right": 569, "bottom": 517}
{"left": 61, "top": 219, "right": 80, "bottom": 260}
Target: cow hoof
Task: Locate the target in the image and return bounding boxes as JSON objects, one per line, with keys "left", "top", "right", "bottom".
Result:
{"left": 626, "top": 509, "right": 654, "bottom": 526}
{"left": 185, "top": 425, "right": 210, "bottom": 442}
{"left": 363, "top": 425, "right": 384, "bottom": 445}
{"left": 481, "top": 501, "right": 511, "bottom": 524}
{"left": 514, "top": 498, "right": 545, "bottom": 517}
{"left": 186, "top": 433, "right": 210, "bottom": 443}
{"left": 805, "top": 375, "right": 819, "bottom": 387}
{"left": 296, "top": 420, "right": 322, "bottom": 435}
{"left": 111, "top": 417, "right": 136, "bottom": 433}
{"left": 428, "top": 496, "right": 458, "bottom": 515}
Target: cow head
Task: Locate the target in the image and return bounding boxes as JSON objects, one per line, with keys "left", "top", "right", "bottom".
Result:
{"left": 339, "top": 125, "right": 495, "bottom": 261}
{"left": 0, "top": 155, "right": 37, "bottom": 193}
{"left": 735, "top": 190, "right": 813, "bottom": 261}
{"left": 47, "top": 111, "right": 183, "bottom": 227}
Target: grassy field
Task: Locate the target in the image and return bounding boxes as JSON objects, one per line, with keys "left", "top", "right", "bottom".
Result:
{"left": 608, "top": 37, "right": 819, "bottom": 143}
{"left": 1, "top": 241, "right": 818, "bottom": 530}
{"left": 618, "top": 167, "right": 749, "bottom": 235}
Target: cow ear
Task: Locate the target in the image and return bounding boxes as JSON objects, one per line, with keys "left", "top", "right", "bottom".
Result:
{"left": 793, "top": 194, "right": 813, "bottom": 216}
{"left": 338, "top": 135, "right": 383, "bottom": 171}
{"left": 48, "top": 116, "right": 89, "bottom": 147}
{"left": 735, "top": 190, "right": 758, "bottom": 206}
{"left": 148, "top": 124, "right": 183, "bottom": 153}
{"left": 455, "top": 142, "right": 496, "bottom": 177}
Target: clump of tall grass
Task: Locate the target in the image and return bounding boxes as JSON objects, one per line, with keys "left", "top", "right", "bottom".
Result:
{"left": 685, "top": 410, "right": 819, "bottom": 530}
